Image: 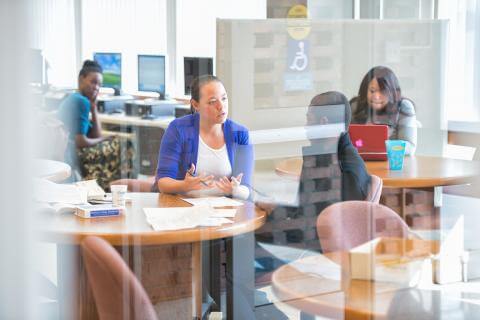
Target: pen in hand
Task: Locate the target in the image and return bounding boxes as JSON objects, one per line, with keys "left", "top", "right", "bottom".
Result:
{"left": 187, "top": 164, "right": 209, "bottom": 187}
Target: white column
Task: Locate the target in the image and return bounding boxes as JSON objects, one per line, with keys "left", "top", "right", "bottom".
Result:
{"left": 74, "top": 0, "right": 83, "bottom": 71}
{"left": 0, "top": 0, "right": 34, "bottom": 318}
{"left": 379, "top": 0, "right": 384, "bottom": 19}
{"left": 354, "top": 0, "right": 361, "bottom": 19}
{"left": 166, "top": 0, "right": 177, "bottom": 97}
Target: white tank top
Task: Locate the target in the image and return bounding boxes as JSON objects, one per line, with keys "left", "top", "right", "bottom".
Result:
{"left": 190, "top": 136, "right": 249, "bottom": 200}
{"left": 196, "top": 136, "right": 232, "bottom": 178}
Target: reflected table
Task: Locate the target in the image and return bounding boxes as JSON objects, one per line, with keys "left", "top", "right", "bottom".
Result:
{"left": 275, "top": 155, "right": 480, "bottom": 218}
{"left": 271, "top": 238, "right": 480, "bottom": 319}
{"left": 36, "top": 193, "right": 266, "bottom": 320}
{"left": 276, "top": 156, "right": 480, "bottom": 188}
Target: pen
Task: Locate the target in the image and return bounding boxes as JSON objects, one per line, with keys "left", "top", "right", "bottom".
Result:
{"left": 187, "top": 167, "right": 209, "bottom": 186}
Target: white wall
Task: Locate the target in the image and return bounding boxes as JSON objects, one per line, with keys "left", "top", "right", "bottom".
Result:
{"left": 30, "top": 0, "right": 77, "bottom": 87}
{"left": 82, "top": 0, "right": 167, "bottom": 93}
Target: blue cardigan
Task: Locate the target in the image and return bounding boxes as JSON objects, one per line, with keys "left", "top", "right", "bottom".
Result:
{"left": 154, "top": 113, "right": 253, "bottom": 192}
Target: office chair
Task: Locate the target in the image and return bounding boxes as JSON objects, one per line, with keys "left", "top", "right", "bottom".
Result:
{"left": 81, "top": 236, "right": 158, "bottom": 320}
{"left": 365, "top": 174, "right": 383, "bottom": 203}
{"left": 316, "top": 201, "right": 410, "bottom": 253}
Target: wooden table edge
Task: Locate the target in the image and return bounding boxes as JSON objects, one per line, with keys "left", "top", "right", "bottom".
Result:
{"left": 36, "top": 215, "right": 266, "bottom": 245}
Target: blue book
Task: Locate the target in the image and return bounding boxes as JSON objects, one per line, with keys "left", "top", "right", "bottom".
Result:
{"left": 75, "top": 204, "right": 124, "bottom": 218}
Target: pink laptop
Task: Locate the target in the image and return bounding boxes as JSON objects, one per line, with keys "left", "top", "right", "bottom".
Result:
{"left": 348, "top": 124, "right": 389, "bottom": 161}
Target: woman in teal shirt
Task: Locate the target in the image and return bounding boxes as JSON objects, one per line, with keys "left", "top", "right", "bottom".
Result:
{"left": 58, "top": 60, "right": 133, "bottom": 189}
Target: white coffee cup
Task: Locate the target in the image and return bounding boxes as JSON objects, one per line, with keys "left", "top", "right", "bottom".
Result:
{"left": 111, "top": 185, "right": 128, "bottom": 207}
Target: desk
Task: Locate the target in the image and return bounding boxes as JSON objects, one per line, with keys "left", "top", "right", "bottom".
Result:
{"left": 34, "top": 159, "right": 71, "bottom": 182}
{"left": 271, "top": 239, "right": 480, "bottom": 319}
{"left": 98, "top": 114, "right": 174, "bottom": 175}
{"left": 98, "top": 113, "right": 174, "bottom": 129}
{"left": 36, "top": 193, "right": 266, "bottom": 319}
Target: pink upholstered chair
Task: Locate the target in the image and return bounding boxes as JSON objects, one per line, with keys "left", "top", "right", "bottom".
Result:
{"left": 81, "top": 236, "right": 158, "bottom": 320}
{"left": 316, "top": 201, "right": 410, "bottom": 253}
{"left": 365, "top": 174, "right": 383, "bottom": 203}
{"left": 110, "top": 176, "right": 155, "bottom": 192}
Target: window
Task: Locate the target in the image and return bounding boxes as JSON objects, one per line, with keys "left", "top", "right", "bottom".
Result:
{"left": 439, "top": 0, "right": 480, "bottom": 121}
{"left": 29, "top": 0, "right": 77, "bottom": 87}
{"left": 81, "top": 0, "right": 167, "bottom": 93}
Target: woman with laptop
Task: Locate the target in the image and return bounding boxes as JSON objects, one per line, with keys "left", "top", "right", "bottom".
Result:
{"left": 153, "top": 75, "right": 253, "bottom": 200}
{"left": 350, "top": 66, "right": 417, "bottom": 155}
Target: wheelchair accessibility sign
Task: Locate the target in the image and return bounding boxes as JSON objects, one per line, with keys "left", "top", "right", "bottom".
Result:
{"left": 288, "top": 39, "right": 309, "bottom": 72}
{"left": 284, "top": 38, "right": 313, "bottom": 91}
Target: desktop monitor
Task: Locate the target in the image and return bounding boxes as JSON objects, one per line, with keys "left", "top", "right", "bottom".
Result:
{"left": 184, "top": 57, "right": 213, "bottom": 95}
{"left": 93, "top": 52, "right": 122, "bottom": 95}
{"left": 138, "top": 55, "right": 166, "bottom": 99}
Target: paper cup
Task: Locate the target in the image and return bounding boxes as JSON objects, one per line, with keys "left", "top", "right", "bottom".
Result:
{"left": 385, "top": 140, "right": 407, "bottom": 170}
{"left": 111, "top": 185, "right": 127, "bottom": 207}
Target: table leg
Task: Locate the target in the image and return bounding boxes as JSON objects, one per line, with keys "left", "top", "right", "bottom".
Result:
{"left": 226, "top": 232, "right": 255, "bottom": 320}
{"left": 400, "top": 188, "right": 407, "bottom": 221}
{"left": 192, "top": 242, "right": 203, "bottom": 319}
{"left": 300, "top": 311, "right": 316, "bottom": 320}
{"left": 203, "top": 240, "right": 221, "bottom": 311}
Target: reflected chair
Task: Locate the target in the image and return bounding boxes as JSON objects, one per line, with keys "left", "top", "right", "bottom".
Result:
{"left": 365, "top": 174, "right": 383, "bottom": 203}
{"left": 110, "top": 176, "right": 155, "bottom": 192}
{"left": 316, "top": 201, "right": 410, "bottom": 253}
{"left": 81, "top": 236, "right": 158, "bottom": 320}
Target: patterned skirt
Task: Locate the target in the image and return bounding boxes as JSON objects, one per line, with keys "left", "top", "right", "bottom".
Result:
{"left": 77, "top": 136, "right": 134, "bottom": 191}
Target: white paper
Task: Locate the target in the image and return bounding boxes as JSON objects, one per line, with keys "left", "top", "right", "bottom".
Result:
{"left": 210, "top": 209, "right": 237, "bottom": 218}
{"left": 75, "top": 179, "right": 105, "bottom": 198}
{"left": 198, "top": 217, "right": 234, "bottom": 227}
{"left": 290, "top": 255, "right": 341, "bottom": 281}
{"left": 144, "top": 206, "right": 235, "bottom": 231}
{"left": 51, "top": 203, "right": 77, "bottom": 214}
{"left": 33, "top": 178, "right": 88, "bottom": 204}
{"left": 182, "top": 196, "right": 243, "bottom": 207}
{"left": 35, "top": 202, "right": 77, "bottom": 214}
{"left": 144, "top": 207, "right": 212, "bottom": 231}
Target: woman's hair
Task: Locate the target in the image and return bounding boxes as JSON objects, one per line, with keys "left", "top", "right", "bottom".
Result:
{"left": 351, "top": 66, "right": 402, "bottom": 124}
{"left": 78, "top": 60, "right": 103, "bottom": 79}
{"left": 189, "top": 75, "right": 222, "bottom": 114}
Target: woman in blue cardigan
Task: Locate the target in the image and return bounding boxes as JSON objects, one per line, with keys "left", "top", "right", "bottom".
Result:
{"left": 154, "top": 75, "right": 253, "bottom": 199}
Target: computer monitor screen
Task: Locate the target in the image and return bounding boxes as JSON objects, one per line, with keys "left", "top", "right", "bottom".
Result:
{"left": 184, "top": 57, "right": 213, "bottom": 95}
{"left": 138, "top": 55, "right": 166, "bottom": 97}
{"left": 93, "top": 52, "right": 122, "bottom": 91}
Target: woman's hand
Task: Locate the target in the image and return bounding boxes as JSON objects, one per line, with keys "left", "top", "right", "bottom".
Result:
{"left": 90, "top": 99, "right": 98, "bottom": 114}
{"left": 183, "top": 164, "right": 214, "bottom": 192}
{"left": 215, "top": 173, "right": 243, "bottom": 196}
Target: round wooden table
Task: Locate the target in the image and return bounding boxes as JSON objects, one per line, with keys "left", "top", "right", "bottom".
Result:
{"left": 271, "top": 239, "right": 480, "bottom": 319}
{"left": 275, "top": 155, "right": 480, "bottom": 188}
{"left": 38, "top": 193, "right": 265, "bottom": 245}
{"left": 37, "top": 193, "right": 266, "bottom": 320}
{"left": 34, "top": 159, "right": 71, "bottom": 182}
